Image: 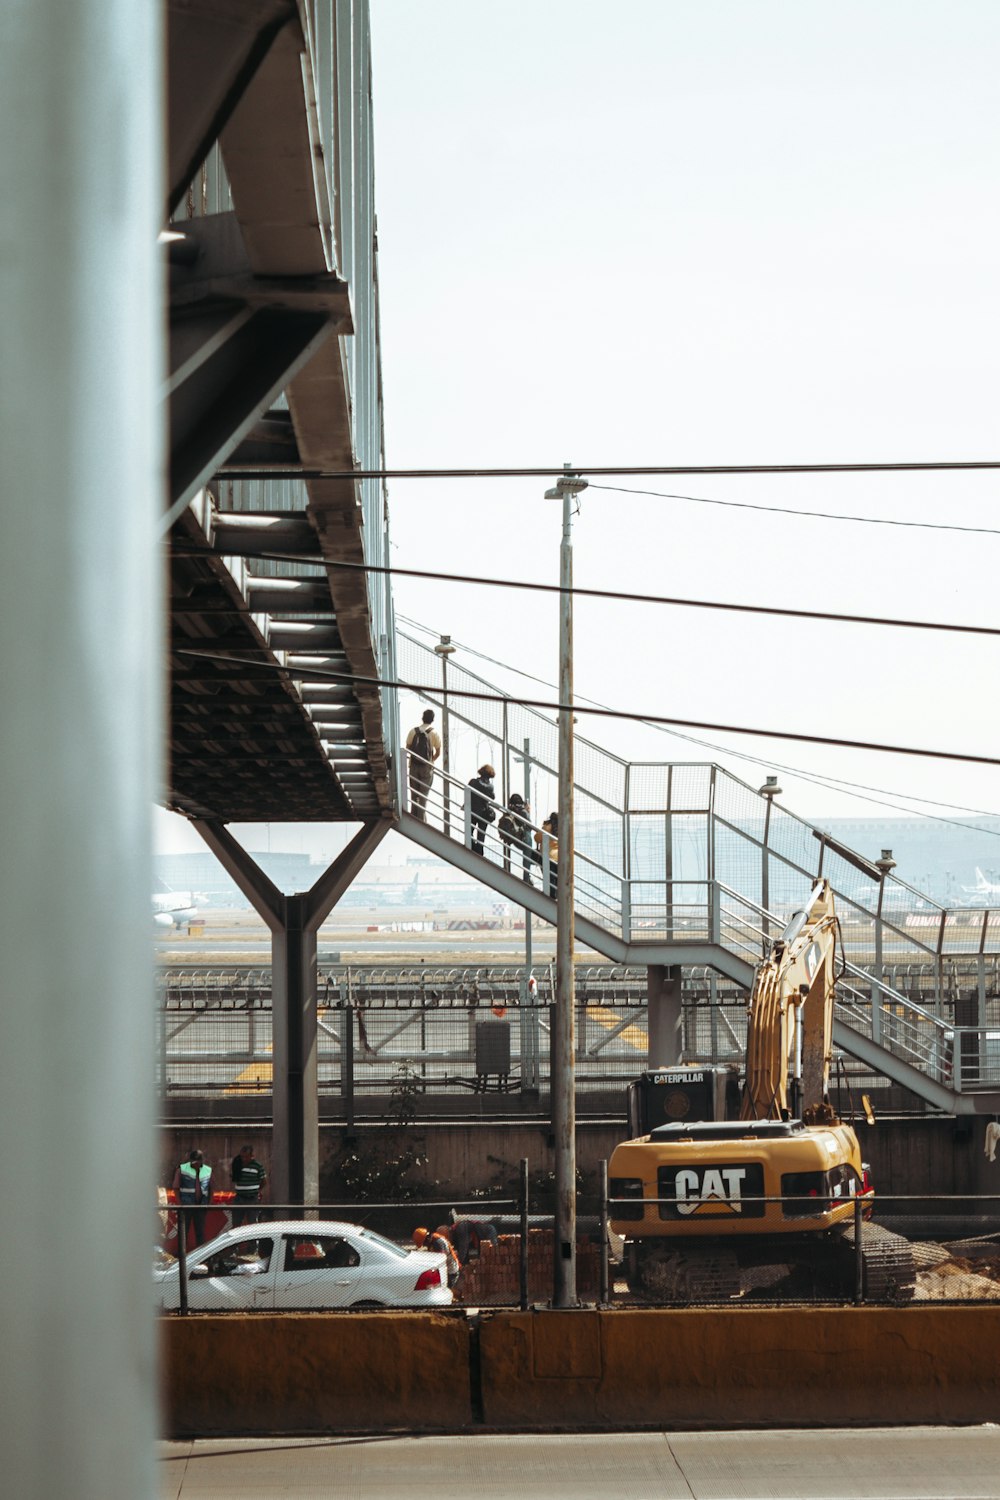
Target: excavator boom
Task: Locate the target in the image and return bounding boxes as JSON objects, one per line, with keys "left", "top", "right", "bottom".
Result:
{"left": 741, "top": 879, "right": 838, "bottom": 1121}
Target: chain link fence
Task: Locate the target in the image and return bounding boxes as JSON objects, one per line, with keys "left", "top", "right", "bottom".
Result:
{"left": 154, "top": 1183, "right": 1000, "bottom": 1312}
{"left": 158, "top": 961, "right": 1000, "bottom": 1105}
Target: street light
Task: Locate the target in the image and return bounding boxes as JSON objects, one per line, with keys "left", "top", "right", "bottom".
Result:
{"left": 433, "top": 634, "right": 456, "bottom": 834}
{"left": 758, "top": 775, "right": 782, "bottom": 944}
{"left": 543, "top": 462, "right": 587, "bottom": 1308}
{"left": 873, "top": 849, "right": 896, "bottom": 1041}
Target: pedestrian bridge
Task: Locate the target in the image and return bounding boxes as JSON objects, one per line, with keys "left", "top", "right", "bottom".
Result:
{"left": 392, "top": 630, "right": 1000, "bottom": 1116}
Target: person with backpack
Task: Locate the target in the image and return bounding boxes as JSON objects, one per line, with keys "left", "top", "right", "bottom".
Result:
{"left": 467, "top": 763, "right": 496, "bottom": 854}
{"left": 498, "top": 792, "right": 535, "bottom": 882}
{"left": 535, "top": 812, "right": 559, "bottom": 897}
{"left": 406, "top": 708, "right": 441, "bottom": 821}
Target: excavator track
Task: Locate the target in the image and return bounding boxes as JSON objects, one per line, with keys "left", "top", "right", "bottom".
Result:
{"left": 835, "top": 1221, "right": 916, "bottom": 1303}
{"left": 629, "top": 1244, "right": 742, "bottom": 1302}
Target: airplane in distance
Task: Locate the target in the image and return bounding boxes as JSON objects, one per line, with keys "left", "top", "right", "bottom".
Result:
{"left": 153, "top": 891, "right": 209, "bottom": 929}
{"left": 958, "top": 868, "right": 1000, "bottom": 905}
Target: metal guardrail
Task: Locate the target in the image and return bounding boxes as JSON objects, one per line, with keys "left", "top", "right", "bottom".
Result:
{"left": 395, "top": 631, "right": 1000, "bottom": 968}
{"left": 396, "top": 726, "right": 1000, "bottom": 1096}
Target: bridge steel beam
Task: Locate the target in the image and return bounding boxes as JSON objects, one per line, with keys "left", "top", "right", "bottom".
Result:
{"left": 191, "top": 819, "right": 388, "bottom": 1205}
{"left": 165, "top": 0, "right": 299, "bottom": 217}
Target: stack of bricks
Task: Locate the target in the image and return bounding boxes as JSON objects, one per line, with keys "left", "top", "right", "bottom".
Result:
{"left": 456, "top": 1228, "right": 600, "bottom": 1305}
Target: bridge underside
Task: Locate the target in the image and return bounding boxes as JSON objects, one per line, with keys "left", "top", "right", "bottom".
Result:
{"left": 165, "top": 1, "right": 389, "bottom": 824}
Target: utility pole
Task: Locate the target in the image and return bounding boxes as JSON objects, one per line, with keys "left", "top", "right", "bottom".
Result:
{"left": 519, "top": 737, "right": 539, "bottom": 1092}
{"left": 434, "top": 634, "right": 455, "bottom": 834}
{"left": 544, "top": 462, "right": 587, "bottom": 1306}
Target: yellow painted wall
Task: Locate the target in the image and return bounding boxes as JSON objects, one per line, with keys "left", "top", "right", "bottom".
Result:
{"left": 162, "top": 1306, "right": 1000, "bottom": 1435}
{"left": 164, "top": 1313, "right": 472, "bottom": 1435}
{"left": 480, "top": 1307, "right": 1000, "bottom": 1428}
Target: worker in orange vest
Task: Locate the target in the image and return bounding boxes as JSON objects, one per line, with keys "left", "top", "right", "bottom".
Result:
{"left": 412, "top": 1225, "right": 460, "bottom": 1289}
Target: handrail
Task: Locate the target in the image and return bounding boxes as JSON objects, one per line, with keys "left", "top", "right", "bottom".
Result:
{"left": 398, "top": 737, "right": 995, "bottom": 1096}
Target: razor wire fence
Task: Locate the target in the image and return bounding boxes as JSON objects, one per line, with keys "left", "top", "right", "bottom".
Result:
{"left": 158, "top": 961, "right": 1000, "bottom": 1105}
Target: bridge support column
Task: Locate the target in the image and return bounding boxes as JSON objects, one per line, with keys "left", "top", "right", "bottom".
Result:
{"left": 0, "top": 2, "right": 162, "bottom": 1494}
{"left": 647, "top": 965, "right": 683, "bottom": 1067}
{"left": 193, "top": 820, "right": 389, "bottom": 1206}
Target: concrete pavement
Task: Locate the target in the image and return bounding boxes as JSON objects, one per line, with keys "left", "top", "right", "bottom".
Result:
{"left": 160, "top": 1426, "right": 1000, "bottom": 1499}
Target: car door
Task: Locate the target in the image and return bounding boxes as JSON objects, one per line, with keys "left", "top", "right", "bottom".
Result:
{"left": 273, "top": 1233, "right": 364, "bottom": 1309}
{"left": 186, "top": 1235, "right": 276, "bottom": 1311}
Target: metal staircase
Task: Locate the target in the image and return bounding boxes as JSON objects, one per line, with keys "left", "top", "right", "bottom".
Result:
{"left": 392, "top": 630, "right": 1000, "bottom": 1115}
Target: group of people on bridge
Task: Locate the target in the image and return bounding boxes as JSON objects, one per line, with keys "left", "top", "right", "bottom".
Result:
{"left": 406, "top": 709, "right": 559, "bottom": 894}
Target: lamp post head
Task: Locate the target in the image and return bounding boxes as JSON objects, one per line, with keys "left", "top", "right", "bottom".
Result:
{"left": 875, "top": 848, "right": 896, "bottom": 879}
{"left": 433, "top": 633, "right": 456, "bottom": 658}
{"left": 759, "top": 775, "right": 782, "bottom": 800}
{"left": 544, "top": 462, "right": 588, "bottom": 500}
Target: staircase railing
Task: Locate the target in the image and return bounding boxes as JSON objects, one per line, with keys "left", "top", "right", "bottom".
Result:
{"left": 396, "top": 632, "right": 1000, "bottom": 1099}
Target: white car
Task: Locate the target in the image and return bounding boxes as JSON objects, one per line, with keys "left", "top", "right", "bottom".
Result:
{"left": 153, "top": 1219, "right": 454, "bottom": 1312}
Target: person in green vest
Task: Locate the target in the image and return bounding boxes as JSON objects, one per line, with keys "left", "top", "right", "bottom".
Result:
{"left": 230, "top": 1144, "right": 267, "bottom": 1227}
{"left": 172, "top": 1148, "right": 212, "bottom": 1247}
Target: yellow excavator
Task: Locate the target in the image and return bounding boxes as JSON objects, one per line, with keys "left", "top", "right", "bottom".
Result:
{"left": 608, "top": 879, "right": 915, "bottom": 1302}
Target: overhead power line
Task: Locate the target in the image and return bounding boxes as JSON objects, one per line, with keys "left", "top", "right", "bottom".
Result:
{"left": 176, "top": 648, "right": 1000, "bottom": 769}
{"left": 216, "top": 460, "right": 1000, "bottom": 480}
{"left": 589, "top": 482, "right": 1000, "bottom": 537}
{"left": 397, "top": 616, "right": 1000, "bottom": 837}
{"left": 172, "top": 547, "right": 1000, "bottom": 640}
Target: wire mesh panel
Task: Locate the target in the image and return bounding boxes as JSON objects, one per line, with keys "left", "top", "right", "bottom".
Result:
{"left": 764, "top": 806, "right": 822, "bottom": 899}
{"left": 628, "top": 763, "right": 670, "bottom": 812}
{"left": 715, "top": 821, "right": 764, "bottom": 910}
{"left": 940, "top": 910, "right": 991, "bottom": 956}
{"left": 668, "top": 814, "right": 710, "bottom": 885}
{"left": 667, "top": 764, "right": 712, "bottom": 813}
{"left": 628, "top": 814, "right": 666, "bottom": 879}
{"left": 714, "top": 772, "right": 767, "bottom": 843}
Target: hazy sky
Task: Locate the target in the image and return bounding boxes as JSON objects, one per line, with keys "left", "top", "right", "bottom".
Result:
{"left": 159, "top": 1, "right": 1000, "bottom": 864}
{"left": 370, "top": 1, "right": 1000, "bottom": 814}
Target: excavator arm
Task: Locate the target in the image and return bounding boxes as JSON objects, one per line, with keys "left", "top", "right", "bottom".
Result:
{"left": 741, "top": 879, "right": 839, "bottom": 1121}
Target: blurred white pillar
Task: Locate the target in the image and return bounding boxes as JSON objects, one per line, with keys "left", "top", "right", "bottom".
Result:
{"left": 0, "top": 3, "right": 162, "bottom": 1497}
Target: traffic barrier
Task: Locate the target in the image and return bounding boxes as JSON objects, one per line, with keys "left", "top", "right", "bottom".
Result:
{"left": 163, "top": 1305, "right": 1000, "bottom": 1434}
{"left": 164, "top": 1313, "right": 472, "bottom": 1435}
{"left": 478, "top": 1306, "right": 1000, "bottom": 1428}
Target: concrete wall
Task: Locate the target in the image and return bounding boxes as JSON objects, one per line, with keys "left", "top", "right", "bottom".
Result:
{"left": 162, "top": 1306, "right": 1000, "bottom": 1435}
{"left": 165, "top": 1313, "right": 471, "bottom": 1435}
{"left": 479, "top": 1307, "right": 1000, "bottom": 1428}
{"left": 161, "top": 1114, "right": 1000, "bottom": 1203}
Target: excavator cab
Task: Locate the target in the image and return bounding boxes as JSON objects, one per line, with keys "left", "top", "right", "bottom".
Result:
{"left": 626, "top": 1065, "right": 741, "bottom": 1137}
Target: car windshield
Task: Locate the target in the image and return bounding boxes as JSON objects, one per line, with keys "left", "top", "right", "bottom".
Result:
{"left": 358, "top": 1228, "right": 408, "bottom": 1258}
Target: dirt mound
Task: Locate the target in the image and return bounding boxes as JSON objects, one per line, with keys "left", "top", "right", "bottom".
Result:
{"left": 914, "top": 1269, "right": 1000, "bottom": 1300}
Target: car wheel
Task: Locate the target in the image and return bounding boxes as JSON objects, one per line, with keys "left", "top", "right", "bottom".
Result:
{"left": 350, "top": 1299, "right": 386, "bottom": 1310}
